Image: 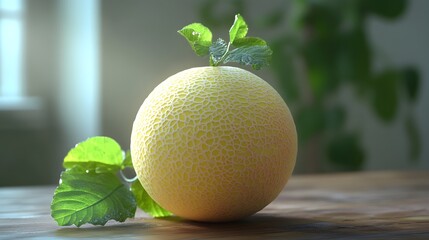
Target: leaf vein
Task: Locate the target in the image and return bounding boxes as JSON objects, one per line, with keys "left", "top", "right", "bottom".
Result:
{"left": 56, "top": 184, "right": 124, "bottom": 222}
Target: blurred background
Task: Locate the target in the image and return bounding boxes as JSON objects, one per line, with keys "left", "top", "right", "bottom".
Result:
{"left": 0, "top": 0, "right": 427, "bottom": 186}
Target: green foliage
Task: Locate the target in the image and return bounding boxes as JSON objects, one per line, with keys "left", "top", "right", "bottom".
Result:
{"left": 179, "top": 14, "right": 272, "bottom": 70}
{"left": 199, "top": 0, "right": 421, "bottom": 171}
{"left": 51, "top": 136, "right": 172, "bottom": 227}
{"left": 401, "top": 67, "right": 420, "bottom": 102}
{"left": 209, "top": 38, "right": 228, "bottom": 65}
{"left": 372, "top": 69, "right": 399, "bottom": 122}
{"left": 224, "top": 45, "right": 272, "bottom": 70}
{"left": 229, "top": 14, "right": 248, "bottom": 43}
{"left": 51, "top": 168, "right": 136, "bottom": 227}
{"left": 63, "top": 136, "right": 123, "bottom": 172}
{"left": 327, "top": 133, "right": 365, "bottom": 171}
{"left": 131, "top": 180, "right": 172, "bottom": 218}
{"left": 363, "top": 0, "right": 407, "bottom": 19}
{"left": 122, "top": 150, "right": 133, "bottom": 168}
{"left": 178, "top": 23, "right": 213, "bottom": 56}
{"left": 296, "top": 105, "right": 325, "bottom": 145}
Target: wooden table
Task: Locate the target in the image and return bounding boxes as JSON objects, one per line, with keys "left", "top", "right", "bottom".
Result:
{"left": 1, "top": 171, "right": 428, "bottom": 239}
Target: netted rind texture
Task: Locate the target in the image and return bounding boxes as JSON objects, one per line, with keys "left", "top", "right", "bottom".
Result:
{"left": 131, "top": 66, "right": 297, "bottom": 222}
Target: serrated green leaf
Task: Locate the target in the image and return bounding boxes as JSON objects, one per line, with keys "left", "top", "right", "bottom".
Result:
{"left": 63, "top": 136, "right": 123, "bottom": 172}
{"left": 224, "top": 45, "right": 272, "bottom": 70}
{"left": 179, "top": 13, "right": 270, "bottom": 70}
{"left": 229, "top": 14, "right": 248, "bottom": 44}
{"left": 131, "top": 180, "right": 172, "bottom": 218}
{"left": 232, "top": 37, "right": 267, "bottom": 47}
{"left": 209, "top": 38, "right": 229, "bottom": 66}
{"left": 178, "top": 23, "right": 212, "bottom": 56}
{"left": 51, "top": 168, "right": 136, "bottom": 227}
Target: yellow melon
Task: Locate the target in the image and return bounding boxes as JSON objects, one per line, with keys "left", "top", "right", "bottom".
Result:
{"left": 131, "top": 66, "right": 297, "bottom": 222}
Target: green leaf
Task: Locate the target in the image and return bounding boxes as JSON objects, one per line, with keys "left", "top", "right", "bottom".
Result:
{"left": 180, "top": 13, "right": 271, "bottom": 70}
{"left": 122, "top": 150, "right": 133, "bottom": 169}
{"left": 229, "top": 14, "right": 248, "bottom": 44}
{"left": 406, "top": 116, "right": 421, "bottom": 161}
{"left": 301, "top": 2, "right": 341, "bottom": 41}
{"left": 271, "top": 41, "right": 299, "bottom": 102}
{"left": 304, "top": 39, "right": 340, "bottom": 99}
{"left": 327, "top": 133, "right": 364, "bottom": 171}
{"left": 306, "top": 64, "right": 335, "bottom": 99}
{"left": 178, "top": 23, "right": 213, "bottom": 56}
{"left": 401, "top": 67, "right": 420, "bottom": 102}
{"left": 363, "top": 0, "right": 407, "bottom": 20}
{"left": 51, "top": 168, "right": 136, "bottom": 227}
{"left": 296, "top": 105, "right": 325, "bottom": 145}
{"left": 372, "top": 70, "right": 399, "bottom": 122}
{"left": 63, "top": 136, "right": 123, "bottom": 172}
{"left": 131, "top": 180, "right": 172, "bottom": 218}
{"left": 339, "top": 27, "right": 372, "bottom": 93}
{"left": 232, "top": 37, "right": 267, "bottom": 47}
{"left": 224, "top": 45, "right": 272, "bottom": 70}
{"left": 209, "top": 38, "right": 229, "bottom": 66}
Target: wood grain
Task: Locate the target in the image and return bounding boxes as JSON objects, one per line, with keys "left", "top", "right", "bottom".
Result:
{"left": 1, "top": 171, "right": 428, "bottom": 239}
